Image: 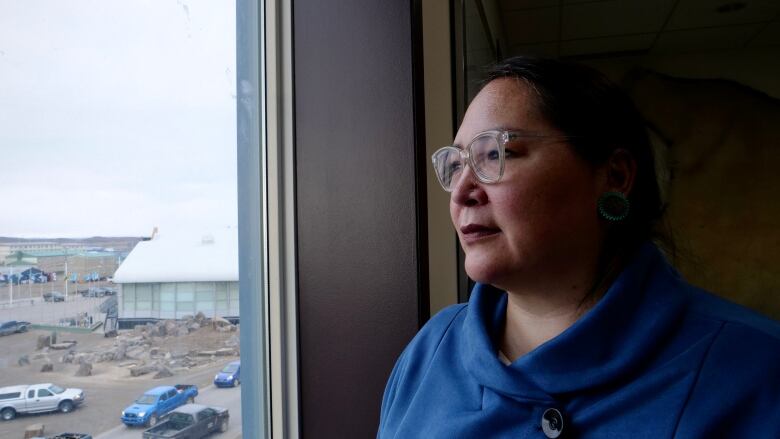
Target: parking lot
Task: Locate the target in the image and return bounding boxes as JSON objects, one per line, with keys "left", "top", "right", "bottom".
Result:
{"left": 0, "top": 329, "right": 242, "bottom": 438}
{"left": 0, "top": 281, "right": 111, "bottom": 326}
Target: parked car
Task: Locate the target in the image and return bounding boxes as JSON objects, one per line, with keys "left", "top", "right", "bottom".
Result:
{"left": 78, "top": 287, "right": 117, "bottom": 297}
{"left": 32, "top": 434, "right": 93, "bottom": 439}
{"left": 43, "top": 291, "right": 65, "bottom": 302}
{"left": 0, "top": 321, "right": 31, "bottom": 336}
{"left": 79, "top": 287, "right": 104, "bottom": 298}
{"left": 121, "top": 385, "right": 198, "bottom": 427}
{"left": 0, "top": 383, "right": 85, "bottom": 421}
{"left": 142, "top": 404, "right": 229, "bottom": 439}
{"left": 213, "top": 361, "right": 240, "bottom": 388}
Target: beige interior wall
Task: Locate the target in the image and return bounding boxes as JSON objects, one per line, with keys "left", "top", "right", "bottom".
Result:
{"left": 586, "top": 47, "right": 780, "bottom": 100}
{"left": 586, "top": 48, "right": 780, "bottom": 319}
{"left": 423, "top": 0, "right": 458, "bottom": 315}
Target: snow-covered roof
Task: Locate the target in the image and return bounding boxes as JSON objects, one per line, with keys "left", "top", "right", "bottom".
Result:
{"left": 113, "top": 227, "right": 238, "bottom": 283}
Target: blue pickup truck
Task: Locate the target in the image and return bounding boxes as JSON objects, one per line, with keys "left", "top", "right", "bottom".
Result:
{"left": 121, "top": 385, "right": 198, "bottom": 427}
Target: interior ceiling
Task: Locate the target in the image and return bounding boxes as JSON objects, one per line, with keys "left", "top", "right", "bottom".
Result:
{"left": 493, "top": 0, "right": 780, "bottom": 58}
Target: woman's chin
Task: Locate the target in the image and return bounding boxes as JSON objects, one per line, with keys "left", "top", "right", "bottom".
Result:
{"left": 464, "top": 258, "right": 506, "bottom": 287}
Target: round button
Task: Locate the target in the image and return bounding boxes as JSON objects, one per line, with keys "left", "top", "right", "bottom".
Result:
{"left": 541, "top": 408, "right": 564, "bottom": 438}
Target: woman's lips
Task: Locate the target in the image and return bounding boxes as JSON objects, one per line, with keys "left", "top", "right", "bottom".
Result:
{"left": 460, "top": 224, "right": 500, "bottom": 243}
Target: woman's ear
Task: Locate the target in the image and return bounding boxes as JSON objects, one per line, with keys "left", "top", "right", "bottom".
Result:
{"left": 604, "top": 149, "right": 637, "bottom": 195}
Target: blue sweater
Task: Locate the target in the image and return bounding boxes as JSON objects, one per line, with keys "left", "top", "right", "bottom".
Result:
{"left": 378, "top": 244, "right": 780, "bottom": 438}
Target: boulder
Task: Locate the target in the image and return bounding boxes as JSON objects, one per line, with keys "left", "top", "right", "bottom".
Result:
{"left": 176, "top": 326, "right": 189, "bottom": 337}
{"left": 24, "top": 424, "right": 45, "bottom": 439}
{"left": 50, "top": 331, "right": 58, "bottom": 344}
{"left": 18, "top": 355, "right": 30, "bottom": 366}
{"left": 114, "top": 341, "right": 128, "bottom": 361}
{"left": 96, "top": 350, "right": 115, "bottom": 363}
{"left": 147, "top": 325, "right": 160, "bottom": 338}
{"left": 75, "top": 362, "right": 92, "bottom": 377}
{"left": 187, "top": 322, "right": 201, "bottom": 332}
{"left": 194, "top": 311, "right": 206, "bottom": 323}
{"left": 213, "top": 317, "right": 232, "bottom": 327}
{"left": 50, "top": 341, "right": 77, "bottom": 350}
{"left": 164, "top": 320, "right": 178, "bottom": 335}
{"left": 126, "top": 346, "right": 147, "bottom": 360}
{"left": 153, "top": 367, "right": 174, "bottom": 379}
{"left": 41, "top": 362, "right": 54, "bottom": 372}
{"left": 37, "top": 334, "right": 51, "bottom": 350}
{"left": 60, "top": 352, "right": 76, "bottom": 364}
{"left": 170, "top": 349, "right": 188, "bottom": 359}
{"left": 130, "top": 365, "right": 157, "bottom": 377}
{"left": 125, "top": 336, "right": 145, "bottom": 346}
{"left": 225, "top": 335, "right": 240, "bottom": 347}
{"left": 77, "top": 354, "right": 95, "bottom": 365}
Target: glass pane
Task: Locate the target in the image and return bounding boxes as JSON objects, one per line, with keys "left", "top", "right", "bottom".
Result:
{"left": 196, "top": 282, "right": 215, "bottom": 292}
{"left": 196, "top": 290, "right": 214, "bottom": 301}
{"left": 136, "top": 284, "right": 152, "bottom": 301}
{"left": 177, "top": 302, "right": 195, "bottom": 312}
{"left": 0, "top": 2, "right": 249, "bottom": 438}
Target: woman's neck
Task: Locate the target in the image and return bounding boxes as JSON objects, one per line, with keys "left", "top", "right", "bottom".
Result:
{"left": 498, "top": 289, "right": 598, "bottom": 361}
{"left": 498, "top": 250, "right": 624, "bottom": 362}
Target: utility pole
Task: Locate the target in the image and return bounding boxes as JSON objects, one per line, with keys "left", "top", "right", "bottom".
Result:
{"left": 9, "top": 266, "right": 13, "bottom": 306}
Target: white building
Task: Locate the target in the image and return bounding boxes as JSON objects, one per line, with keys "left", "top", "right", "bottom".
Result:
{"left": 113, "top": 227, "right": 239, "bottom": 320}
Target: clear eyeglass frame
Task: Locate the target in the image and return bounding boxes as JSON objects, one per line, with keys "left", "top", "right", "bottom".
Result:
{"left": 431, "top": 129, "right": 572, "bottom": 192}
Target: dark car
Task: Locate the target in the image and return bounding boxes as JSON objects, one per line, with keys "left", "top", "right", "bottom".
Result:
{"left": 79, "top": 287, "right": 105, "bottom": 298}
{"left": 142, "top": 404, "right": 228, "bottom": 439}
{"left": 42, "top": 434, "right": 93, "bottom": 439}
{"left": 0, "top": 321, "right": 31, "bottom": 336}
{"left": 43, "top": 291, "right": 66, "bottom": 302}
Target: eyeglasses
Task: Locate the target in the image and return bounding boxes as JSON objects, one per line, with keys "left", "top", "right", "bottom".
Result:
{"left": 431, "top": 129, "right": 573, "bottom": 192}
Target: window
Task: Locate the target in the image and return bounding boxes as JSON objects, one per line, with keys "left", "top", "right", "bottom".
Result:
{"left": 37, "top": 389, "right": 53, "bottom": 398}
{"left": 0, "top": 392, "right": 21, "bottom": 400}
{"left": 0, "top": 2, "right": 258, "bottom": 438}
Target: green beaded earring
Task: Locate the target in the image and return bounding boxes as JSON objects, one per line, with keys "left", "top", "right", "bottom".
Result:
{"left": 598, "top": 192, "right": 630, "bottom": 222}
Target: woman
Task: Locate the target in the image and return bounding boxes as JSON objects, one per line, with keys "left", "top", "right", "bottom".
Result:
{"left": 378, "top": 57, "right": 780, "bottom": 438}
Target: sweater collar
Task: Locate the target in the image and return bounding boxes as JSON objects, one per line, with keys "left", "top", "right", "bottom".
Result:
{"left": 461, "top": 243, "right": 688, "bottom": 400}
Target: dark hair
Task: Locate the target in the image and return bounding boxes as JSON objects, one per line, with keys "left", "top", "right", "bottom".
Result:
{"left": 485, "top": 56, "right": 668, "bottom": 256}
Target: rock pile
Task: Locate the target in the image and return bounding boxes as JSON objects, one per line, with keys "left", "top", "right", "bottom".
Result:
{"left": 55, "top": 313, "right": 239, "bottom": 379}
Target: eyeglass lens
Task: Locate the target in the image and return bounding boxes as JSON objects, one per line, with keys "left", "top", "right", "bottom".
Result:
{"left": 434, "top": 135, "right": 501, "bottom": 190}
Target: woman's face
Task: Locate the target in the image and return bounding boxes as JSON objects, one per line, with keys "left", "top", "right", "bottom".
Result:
{"left": 450, "top": 78, "right": 608, "bottom": 292}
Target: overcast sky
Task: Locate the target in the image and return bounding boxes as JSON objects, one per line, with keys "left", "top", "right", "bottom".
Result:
{"left": 0, "top": 0, "right": 237, "bottom": 238}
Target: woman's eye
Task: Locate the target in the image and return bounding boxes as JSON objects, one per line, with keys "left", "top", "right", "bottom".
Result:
{"left": 504, "top": 147, "right": 524, "bottom": 158}
{"left": 486, "top": 149, "right": 500, "bottom": 161}
{"left": 447, "top": 161, "right": 462, "bottom": 173}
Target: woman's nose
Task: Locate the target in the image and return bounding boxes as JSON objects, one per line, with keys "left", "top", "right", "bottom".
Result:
{"left": 450, "top": 165, "right": 487, "bottom": 207}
